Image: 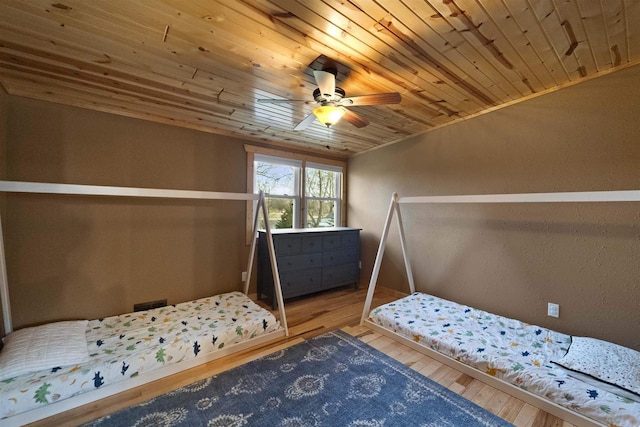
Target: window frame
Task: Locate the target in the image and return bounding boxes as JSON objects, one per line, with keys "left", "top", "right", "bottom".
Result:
{"left": 254, "top": 154, "right": 302, "bottom": 229}
{"left": 245, "top": 145, "right": 347, "bottom": 243}
{"left": 304, "top": 162, "right": 342, "bottom": 229}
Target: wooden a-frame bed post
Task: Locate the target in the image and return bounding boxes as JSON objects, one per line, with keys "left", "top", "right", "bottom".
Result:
{"left": 245, "top": 190, "right": 288, "bottom": 336}
{"left": 361, "top": 192, "right": 415, "bottom": 324}
{"left": 0, "top": 211, "right": 10, "bottom": 336}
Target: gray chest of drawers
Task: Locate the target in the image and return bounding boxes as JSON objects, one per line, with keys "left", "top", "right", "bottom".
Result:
{"left": 258, "top": 227, "right": 361, "bottom": 308}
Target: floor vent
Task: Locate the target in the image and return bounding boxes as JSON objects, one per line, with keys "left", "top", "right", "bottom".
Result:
{"left": 134, "top": 299, "right": 167, "bottom": 312}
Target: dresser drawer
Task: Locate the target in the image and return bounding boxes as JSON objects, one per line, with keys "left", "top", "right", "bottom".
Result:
{"left": 322, "top": 248, "right": 358, "bottom": 267}
{"left": 322, "top": 234, "right": 342, "bottom": 250}
{"left": 302, "top": 235, "right": 323, "bottom": 253}
{"left": 322, "top": 263, "right": 359, "bottom": 287}
{"left": 276, "top": 236, "right": 302, "bottom": 255}
{"left": 278, "top": 253, "right": 321, "bottom": 272}
{"left": 280, "top": 268, "right": 322, "bottom": 298}
{"left": 341, "top": 231, "right": 360, "bottom": 247}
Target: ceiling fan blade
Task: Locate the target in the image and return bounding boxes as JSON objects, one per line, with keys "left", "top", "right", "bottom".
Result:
{"left": 313, "top": 70, "right": 336, "bottom": 98}
{"left": 340, "top": 92, "right": 402, "bottom": 106}
{"left": 342, "top": 109, "right": 369, "bottom": 128}
{"left": 293, "top": 112, "right": 317, "bottom": 131}
{"left": 257, "top": 99, "right": 313, "bottom": 104}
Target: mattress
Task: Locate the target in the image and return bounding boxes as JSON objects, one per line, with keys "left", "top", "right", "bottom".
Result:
{"left": 368, "top": 292, "right": 640, "bottom": 427}
{"left": 0, "top": 291, "right": 280, "bottom": 420}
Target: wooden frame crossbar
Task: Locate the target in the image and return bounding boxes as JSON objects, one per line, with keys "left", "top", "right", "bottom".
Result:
{"left": 399, "top": 190, "right": 640, "bottom": 204}
{"left": 361, "top": 189, "right": 640, "bottom": 323}
{"left": 0, "top": 180, "right": 259, "bottom": 201}
{"left": 0, "top": 180, "right": 288, "bottom": 336}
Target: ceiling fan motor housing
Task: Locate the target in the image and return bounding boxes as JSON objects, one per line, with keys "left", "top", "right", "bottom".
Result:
{"left": 313, "top": 87, "right": 345, "bottom": 104}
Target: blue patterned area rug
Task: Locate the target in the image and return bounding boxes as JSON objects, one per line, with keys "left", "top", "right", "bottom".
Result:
{"left": 85, "top": 330, "right": 513, "bottom": 426}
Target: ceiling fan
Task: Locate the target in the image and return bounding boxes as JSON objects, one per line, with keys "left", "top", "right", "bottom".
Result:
{"left": 257, "top": 68, "right": 402, "bottom": 130}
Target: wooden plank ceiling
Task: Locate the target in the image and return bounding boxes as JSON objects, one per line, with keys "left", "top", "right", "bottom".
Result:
{"left": 0, "top": 1, "right": 638, "bottom": 156}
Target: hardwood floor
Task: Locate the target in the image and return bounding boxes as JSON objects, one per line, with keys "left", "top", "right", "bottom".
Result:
{"left": 28, "top": 286, "right": 575, "bottom": 427}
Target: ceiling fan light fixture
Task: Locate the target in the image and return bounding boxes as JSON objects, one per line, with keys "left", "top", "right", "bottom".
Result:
{"left": 313, "top": 106, "right": 345, "bottom": 127}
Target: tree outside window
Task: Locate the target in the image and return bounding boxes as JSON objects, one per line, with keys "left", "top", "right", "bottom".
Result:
{"left": 305, "top": 166, "right": 341, "bottom": 228}
{"left": 254, "top": 155, "right": 300, "bottom": 229}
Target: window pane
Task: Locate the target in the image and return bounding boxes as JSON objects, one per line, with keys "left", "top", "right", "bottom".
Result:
{"left": 306, "top": 200, "right": 335, "bottom": 228}
{"left": 306, "top": 167, "right": 338, "bottom": 198}
{"left": 259, "top": 197, "right": 294, "bottom": 229}
{"left": 255, "top": 161, "right": 295, "bottom": 196}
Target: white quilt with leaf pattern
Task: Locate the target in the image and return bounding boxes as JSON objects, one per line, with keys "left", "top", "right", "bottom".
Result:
{"left": 0, "top": 291, "right": 280, "bottom": 420}
{"left": 369, "top": 292, "right": 640, "bottom": 427}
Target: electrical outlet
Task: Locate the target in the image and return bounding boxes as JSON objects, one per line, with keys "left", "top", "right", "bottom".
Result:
{"left": 547, "top": 303, "right": 560, "bottom": 318}
{"left": 241, "top": 271, "right": 248, "bottom": 282}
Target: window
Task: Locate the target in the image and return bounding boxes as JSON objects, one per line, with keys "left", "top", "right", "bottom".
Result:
{"left": 248, "top": 148, "right": 344, "bottom": 232}
{"left": 305, "top": 163, "right": 341, "bottom": 228}
{"left": 254, "top": 154, "right": 301, "bottom": 229}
